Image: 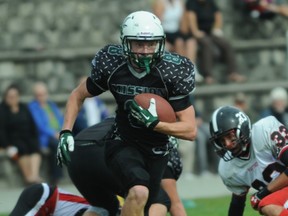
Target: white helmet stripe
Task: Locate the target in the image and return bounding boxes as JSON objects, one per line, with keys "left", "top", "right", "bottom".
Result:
{"left": 211, "top": 106, "right": 223, "bottom": 133}
{"left": 25, "top": 183, "right": 50, "bottom": 215}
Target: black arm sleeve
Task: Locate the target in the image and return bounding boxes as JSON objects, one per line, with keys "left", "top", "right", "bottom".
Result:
{"left": 279, "top": 146, "right": 288, "bottom": 166}
{"left": 228, "top": 193, "right": 246, "bottom": 216}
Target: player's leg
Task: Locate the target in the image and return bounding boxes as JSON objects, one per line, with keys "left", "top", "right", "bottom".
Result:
{"left": 161, "top": 178, "right": 186, "bottom": 216}
{"left": 161, "top": 147, "right": 186, "bottom": 216}
{"left": 261, "top": 205, "right": 286, "bottom": 216}
{"left": 10, "top": 183, "right": 56, "bottom": 216}
{"left": 68, "top": 141, "right": 120, "bottom": 216}
{"left": 68, "top": 118, "right": 121, "bottom": 215}
{"left": 106, "top": 145, "right": 149, "bottom": 216}
{"left": 105, "top": 142, "right": 168, "bottom": 216}
{"left": 259, "top": 187, "right": 288, "bottom": 216}
{"left": 148, "top": 187, "right": 170, "bottom": 216}
{"left": 148, "top": 204, "right": 167, "bottom": 216}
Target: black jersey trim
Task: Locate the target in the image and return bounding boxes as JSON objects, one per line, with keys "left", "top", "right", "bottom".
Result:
{"left": 86, "top": 77, "right": 105, "bottom": 96}
{"left": 170, "top": 95, "right": 192, "bottom": 112}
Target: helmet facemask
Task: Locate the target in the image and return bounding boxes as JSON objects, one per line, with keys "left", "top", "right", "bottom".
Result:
{"left": 210, "top": 128, "right": 250, "bottom": 161}
{"left": 123, "top": 38, "right": 165, "bottom": 74}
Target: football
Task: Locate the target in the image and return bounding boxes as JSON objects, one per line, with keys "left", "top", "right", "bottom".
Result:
{"left": 134, "top": 93, "right": 176, "bottom": 123}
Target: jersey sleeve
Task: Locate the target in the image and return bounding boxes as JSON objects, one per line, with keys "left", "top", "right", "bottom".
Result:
{"left": 165, "top": 55, "right": 196, "bottom": 111}
{"left": 253, "top": 116, "right": 288, "bottom": 165}
{"left": 164, "top": 53, "right": 196, "bottom": 110}
{"left": 89, "top": 44, "right": 125, "bottom": 96}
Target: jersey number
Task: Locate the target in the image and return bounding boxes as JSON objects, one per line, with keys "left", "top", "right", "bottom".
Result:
{"left": 251, "top": 125, "right": 288, "bottom": 190}
{"left": 251, "top": 162, "right": 285, "bottom": 190}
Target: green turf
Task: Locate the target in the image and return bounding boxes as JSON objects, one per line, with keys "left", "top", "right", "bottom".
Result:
{"left": 0, "top": 195, "right": 259, "bottom": 216}
{"left": 184, "top": 195, "right": 258, "bottom": 216}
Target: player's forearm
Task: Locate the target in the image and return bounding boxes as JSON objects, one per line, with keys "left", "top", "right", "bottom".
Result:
{"left": 266, "top": 171, "right": 288, "bottom": 192}
{"left": 62, "top": 90, "right": 84, "bottom": 131}
{"left": 154, "top": 105, "right": 197, "bottom": 140}
{"left": 154, "top": 121, "right": 197, "bottom": 141}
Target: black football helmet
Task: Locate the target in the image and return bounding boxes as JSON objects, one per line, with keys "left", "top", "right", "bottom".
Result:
{"left": 209, "top": 106, "right": 251, "bottom": 161}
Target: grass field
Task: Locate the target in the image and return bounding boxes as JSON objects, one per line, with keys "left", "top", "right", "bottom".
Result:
{"left": 185, "top": 195, "right": 257, "bottom": 216}
{"left": 0, "top": 195, "right": 258, "bottom": 216}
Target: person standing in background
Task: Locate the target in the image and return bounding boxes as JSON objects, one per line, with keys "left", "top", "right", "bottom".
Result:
{"left": 152, "top": 0, "right": 188, "bottom": 53}
{"left": 28, "top": 82, "right": 63, "bottom": 185}
{"left": 260, "top": 87, "right": 288, "bottom": 126}
{"left": 152, "top": 0, "right": 203, "bottom": 82}
{"left": 243, "top": 0, "right": 288, "bottom": 19}
{"left": 0, "top": 84, "right": 42, "bottom": 185}
{"left": 186, "top": 0, "right": 246, "bottom": 84}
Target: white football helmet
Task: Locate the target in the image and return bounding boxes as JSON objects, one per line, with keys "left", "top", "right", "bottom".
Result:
{"left": 120, "top": 11, "right": 166, "bottom": 73}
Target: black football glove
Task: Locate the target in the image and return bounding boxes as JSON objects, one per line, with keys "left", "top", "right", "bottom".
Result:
{"left": 250, "top": 187, "right": 271, "bottom": 210}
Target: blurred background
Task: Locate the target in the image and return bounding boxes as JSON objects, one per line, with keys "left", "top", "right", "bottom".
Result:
{"left": 0, "top": 0, "right": 288, "bottom": 214}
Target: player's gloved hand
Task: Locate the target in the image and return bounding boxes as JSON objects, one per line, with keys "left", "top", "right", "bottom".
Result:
{"left": 129, "top": 98, "right": 159, "bottom": 129}
{"left": 57, "top": 130, "right": 74, "bottom": 167}
{"left": 250, "top": 187, "right": 271, "bottom": 210}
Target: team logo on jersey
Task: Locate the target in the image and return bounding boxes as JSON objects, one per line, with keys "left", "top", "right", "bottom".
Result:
{"left": 111, "top": 84, "right": 165, "bottom": 96}
{"left": 108, "top": 46, "right": 123, "bottom": 56}
{"left": 163, "top": 53, "right": 181, "bottom": 65}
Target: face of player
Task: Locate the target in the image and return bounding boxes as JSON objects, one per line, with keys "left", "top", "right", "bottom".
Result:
{"left": 130, "top": 40, "right": 158, "bottom": 55}
{"left": 128, "top": 40, "right": 160, "bottom": 73}
{"left": 217, "top": 129, "right": 246, "bottom": 157}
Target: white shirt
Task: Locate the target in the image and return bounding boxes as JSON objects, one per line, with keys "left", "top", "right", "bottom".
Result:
{"left": 219, "top": 116, "right": 287, "bottom": 195}
{"left": 161, "top": 0, "right": 183, "bottom": 33}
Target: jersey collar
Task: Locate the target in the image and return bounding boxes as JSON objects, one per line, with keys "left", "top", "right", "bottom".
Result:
{"left": 128, "top": 63, "right": 148, "bottom": 79}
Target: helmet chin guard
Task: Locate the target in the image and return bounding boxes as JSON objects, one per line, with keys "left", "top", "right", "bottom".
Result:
{"left": 120, "top": 11, "right": 166, "bottom": 74}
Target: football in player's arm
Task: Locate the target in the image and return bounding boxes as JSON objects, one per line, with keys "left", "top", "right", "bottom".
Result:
{"left": 209, "top": 106, "right": 288, "bottom": 216}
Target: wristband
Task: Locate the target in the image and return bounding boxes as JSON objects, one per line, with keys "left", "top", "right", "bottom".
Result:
{"left": 60, "top": 129, "right": 72, "bottom": 136}
{"left": 257, "top": 187, "right": 271, "bottom": 199}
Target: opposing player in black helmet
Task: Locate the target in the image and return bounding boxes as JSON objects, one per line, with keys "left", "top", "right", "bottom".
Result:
{"left": 210, "top": 105, "right": 251, "bottom": 162}
{"left": 210, "top": 106, "right": 288, "bottom": 216}
{"left": 57, "top": 10, "right": 197, "bottom": 216}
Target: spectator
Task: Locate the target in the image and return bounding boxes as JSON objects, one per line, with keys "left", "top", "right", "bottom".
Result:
{"left": 73, "top": 76, "right": 110, "bottom": 135}
{"left": 0, "top": 84, "right": 42, "bottom": 185}
{"left": 233, "top": 92, "right": 248, "bottom": 112}
{"left": 152, "top": 0, "right": 190, "bottom": 54}
{"left": 152, "top": 0, "right": 203, "bottom": 82}
{"left": 186, "top": 0, "right": 246, "bottom": 84}
{"left": 260, "top": 87, "right": 288, "bottom": 125}
{"left": 28, "top": 82, "right": 63, "bottom": 185}
{"left": 243, "top": 0, "right": 288, "bottom": 19}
